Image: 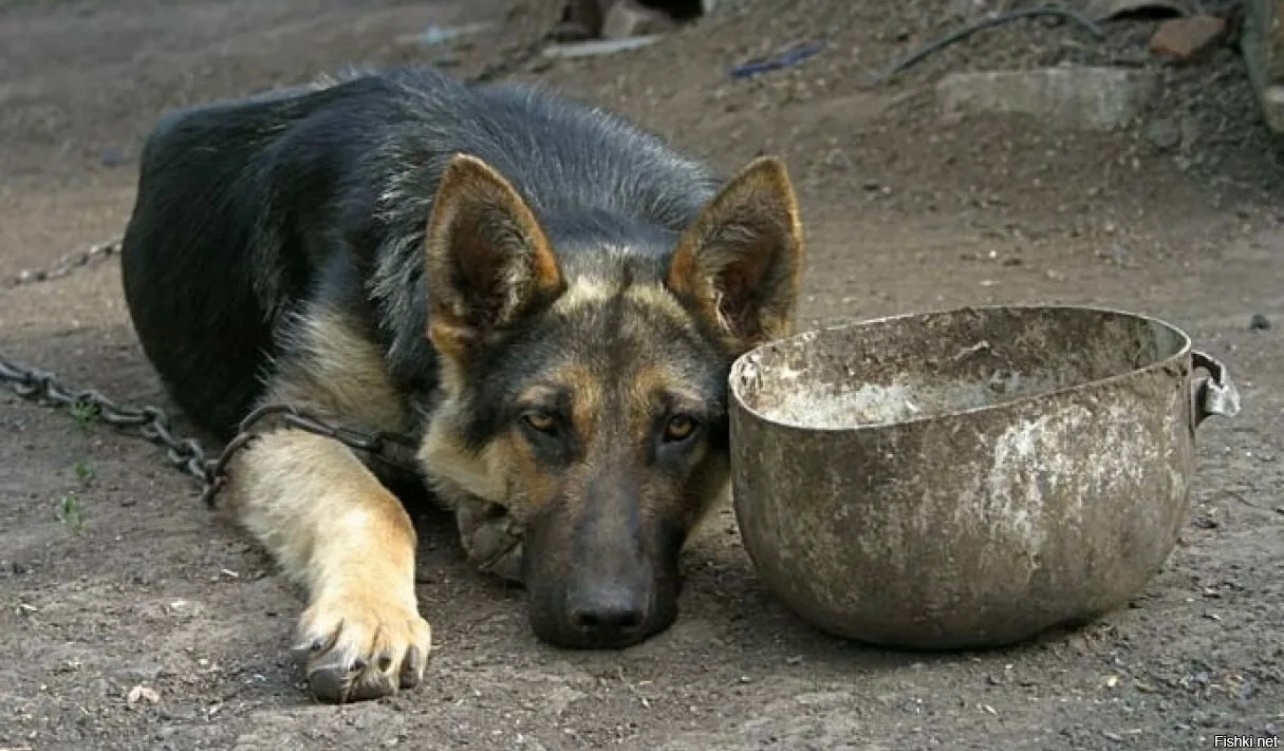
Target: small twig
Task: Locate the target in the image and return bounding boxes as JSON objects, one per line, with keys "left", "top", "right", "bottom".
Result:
{"left": 1225, "top": 488, "right": 1264, "bottom": 510}
{"left": 872, "top": 7, "right": 1106, "bottom": 83}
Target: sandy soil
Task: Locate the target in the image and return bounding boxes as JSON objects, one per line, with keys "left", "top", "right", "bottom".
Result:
{"left": 1, "top": 0, "right": 1280, "bottom": 749}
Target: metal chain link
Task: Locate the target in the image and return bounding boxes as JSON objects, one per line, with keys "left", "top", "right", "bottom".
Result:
{"left": 0, "top": 356, "right": 421, "bottom": 508}
{"left": 2, "top": 228, "right": 421, "bottom": 505}
{"left": 0, "top": 36, "right": 563, "bottom": 499}
{"left": 5, "top": 238, "right": 122, "bottom": 289}
{"left": 2, "top": 226, "right": 431, "bottom": 501}
{"left": 5, "top": 27, "right": 553, "bottom": 291}
{"left": 1, "top": 232, "right": 425, "bottom": 506}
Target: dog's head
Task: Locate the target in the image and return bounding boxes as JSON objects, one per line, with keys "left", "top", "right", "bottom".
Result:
{"left": 419, "top": 153, "right": 803, "bottom": 649}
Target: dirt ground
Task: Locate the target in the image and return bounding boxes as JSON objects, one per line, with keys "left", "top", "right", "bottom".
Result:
{"left": 1, "top": 0, "right": 1281, "bottom": 748}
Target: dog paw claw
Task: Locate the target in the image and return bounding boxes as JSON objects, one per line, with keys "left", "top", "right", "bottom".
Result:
{"left": 399, "top": 646, "right": 426, "bottom": 689}
{"left": 294, "top": 594, "right": 432, "bottom": 703}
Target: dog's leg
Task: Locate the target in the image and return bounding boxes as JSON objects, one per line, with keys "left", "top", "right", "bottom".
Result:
{"left": 220, "top": 429, "right": 432, "bottom": 703}
{"left": 214, "top": 305, "right": 431, "bottom": 702}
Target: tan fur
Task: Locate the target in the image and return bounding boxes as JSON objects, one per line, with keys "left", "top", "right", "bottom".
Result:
{"left": 422, "top": 283, "right": 720, "bottom": 524}
{"left": 551, "top": 277, "right": 613, "bottom": 314}
{"left": 667, "top": 156, "right": 805, "bottom": 351}
{"left": 267, "top": 307, "right": 413, "bottom": 434}
{"left": 219, "top": 430, "right": 431, "bottom": 703}
{"left": 551, "top": 364, "right": 602, "bottom": 448}
{"left": 418, "top": 419, "right": 509, "bottom": 508}
{"left": 421, "top": 156, "right": 570, "bottom": 500}
{"left": 552, "top": 278, "right": 696, "bottom": 333}
{"left": 626, "top": 362, "right": 729, "bottom": 529}
{"left": 625, "top": 363, "right": 705, "bottom": 415}
{"left": 499, "top": 430, "right": 563, "bottom": 512}
{"left": 218, "top": 309, "right": 431, "bottom": 703}
{"left": 418, "top": 397, "right": 564, "bottom": 521}
{"left": 413, "top": 152, "right": 804, "bottom": 603}
{"left": 220, "top": 153, "right": 802, "bottom": 698}
{"left": 418, "top": 423, "right": 532, "bottom": 581}
{"left": 425, "top": 153, "right": 564, "bottom": 361}
{"left": 429, "top": 337, "right": 467, "bottom": 403}
{"left": 625, "top": 283, "right": 697, "bottom": 328}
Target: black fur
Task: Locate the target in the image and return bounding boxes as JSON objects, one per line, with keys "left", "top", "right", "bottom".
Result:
{"left": 122, "top": 66, "right": 721, "bottom": 438}
{"left": 121, "top": 66, "right": 800, "bottom": 655}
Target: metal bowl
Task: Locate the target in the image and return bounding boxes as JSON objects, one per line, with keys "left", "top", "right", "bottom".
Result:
{"left": 729, "top": 305, "right": 1239, "bottom": 649}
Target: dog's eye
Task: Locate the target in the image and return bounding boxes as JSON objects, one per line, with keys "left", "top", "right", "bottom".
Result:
{"left": 663, "top": 415, "right": 698, "bottom": 442}
{"left": 522, "top": 411, "right": 557, "bottom": 433}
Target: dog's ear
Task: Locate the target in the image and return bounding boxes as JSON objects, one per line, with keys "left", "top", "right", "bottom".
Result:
{"left": 426, "top": 154, "right": 564, "bottom": 359}
{"left": 666, "top": 156, "right": 804, "bottom": 352}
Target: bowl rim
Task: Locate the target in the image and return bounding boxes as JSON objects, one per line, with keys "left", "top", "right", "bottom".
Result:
{"left": 729, "top": 303, "right": 1194, "bottom": 434}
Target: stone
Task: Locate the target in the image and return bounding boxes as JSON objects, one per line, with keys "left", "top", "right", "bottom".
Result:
{"left": 1242, "top": 0, "right": 1284, "bottom": 133}
{"left": 1149, "top": 15, "right": 1227, "bottom": 60}
{"left": 937, "top": 67, "right": 1160, "bottom": 132}
{"left": 602, "top": 0, "right": 675, "bottom": 40}
{"left": 1146, "top": 117, "right": 1181, "bottom": 150}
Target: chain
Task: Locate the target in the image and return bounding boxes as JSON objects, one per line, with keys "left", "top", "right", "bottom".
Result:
{"left": 2, "top": 237, "right": 424, "bottom": 502}
{"left": 6, "top": 238, "right": 122, "bottom": 289}
{"left": 202, "top": 403, "right": 423, "bottom": 506}
{"left": 2, "top": 233, "right": 426, "bottom": 507}
{"left": 2, "top": 230, "right": 423, "bottom": 506}
{"left": 0, "top": 356, "right": 421, "bottom": 507}
{"left": 0, "top": 36, "right": 566, "bottom": 499}
{"left": 3, "top": 55, "right": 537, "bottom": 292}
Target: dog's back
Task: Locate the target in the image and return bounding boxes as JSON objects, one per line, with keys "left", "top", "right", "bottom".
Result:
{"left": 121, "top": 67, "right": 721, "bottom": 436}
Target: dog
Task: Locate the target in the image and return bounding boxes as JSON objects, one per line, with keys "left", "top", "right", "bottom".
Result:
{"left": 120, "top": 65, "right": 804, "bottom": 703}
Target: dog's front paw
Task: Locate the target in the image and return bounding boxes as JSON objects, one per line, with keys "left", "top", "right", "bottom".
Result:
{"left": 455, "top": 498, "right": 525, "bottom": 584}
{"left": 294, "top": 590, "right": 432, "bottom": 703}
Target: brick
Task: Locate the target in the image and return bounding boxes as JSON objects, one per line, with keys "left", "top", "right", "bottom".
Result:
{"left": 937, "top": 67, "right": 1160, "bottom": 132}
{"left": 1149, "top": 15, "right": 1228, "bottom": 60}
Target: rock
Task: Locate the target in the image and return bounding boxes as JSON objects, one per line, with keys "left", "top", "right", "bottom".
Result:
{"left": 1250, "top": 313, "right": 1271, "bottom": 331}
{"left": 937, "top": 68, "right": 1161, "bottom": 132}
{"left": 602, "top": 0, "right": 674, "bottom": 40}
{"left": 1149, "top": 15, "right": 1227, "bottom": 60}
{"left": 1147, "top": 117, "right": 1181, "bottom": 150}
{"left": 1242, "top": 0, "right": 1284, "bottom": 133}
{"left": 126, "top": 684, "right": 161, "bottom": 706}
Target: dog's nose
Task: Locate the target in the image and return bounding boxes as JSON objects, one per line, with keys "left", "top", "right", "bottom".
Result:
{"left": 565, "top": 585, "right": 648, "bottom": 646}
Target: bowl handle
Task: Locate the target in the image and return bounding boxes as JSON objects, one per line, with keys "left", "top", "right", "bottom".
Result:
{"left": 1191, "top": 350, "right": 1241, "bottom": 429}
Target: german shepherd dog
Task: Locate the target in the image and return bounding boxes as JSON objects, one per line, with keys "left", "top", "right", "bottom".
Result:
{"left": 120, "top": 66, "right": 804, "bottom": 703}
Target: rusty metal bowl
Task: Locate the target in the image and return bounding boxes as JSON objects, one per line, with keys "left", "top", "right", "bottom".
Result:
{"left": 729, "top": 305, "right": 1239, "bottom": 650}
